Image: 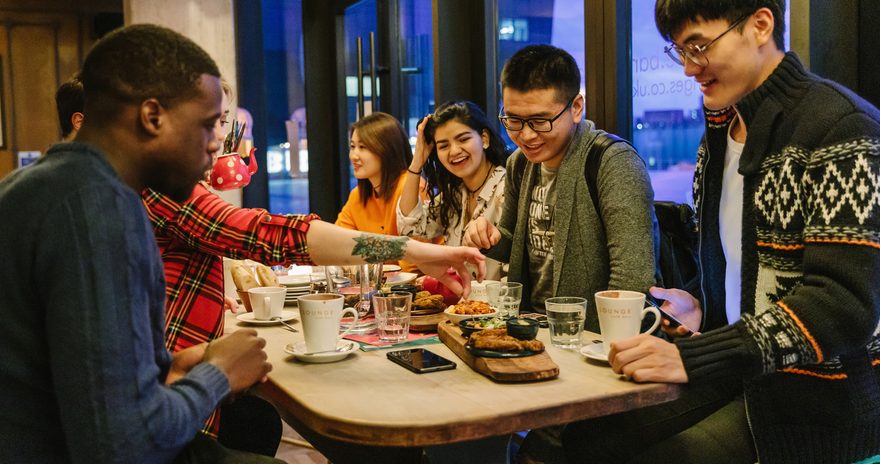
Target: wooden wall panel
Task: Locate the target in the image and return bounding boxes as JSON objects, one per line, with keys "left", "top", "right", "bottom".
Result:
{"left": 9, "top": 24, "right": 59, "bottom": 156}
{"left": 0, "top": 1, "right": 121, "bottom": 178}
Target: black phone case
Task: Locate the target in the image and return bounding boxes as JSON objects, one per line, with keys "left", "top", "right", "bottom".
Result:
{"left": 647, "top": 295, "right": 694, "bottom": 336}
{"left": 386, "top": 349, "right": 456, "bottom": 374}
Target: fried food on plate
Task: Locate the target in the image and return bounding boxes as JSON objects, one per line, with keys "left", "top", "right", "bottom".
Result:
{"left": 470, "top": 328, "right": 544, "bottom": 352}
{"left": 451, "top": 300, "right": 493, "bottom": 315}
{"left": 413, "top": 294, "right": 445, "bottom": 311}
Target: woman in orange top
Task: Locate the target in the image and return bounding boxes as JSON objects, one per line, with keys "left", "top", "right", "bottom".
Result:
{"left": 336, "top": 112, "right": 415, "bottom": 269}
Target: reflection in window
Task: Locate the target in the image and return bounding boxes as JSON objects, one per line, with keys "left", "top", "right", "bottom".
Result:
{"left": 497, "top": 0, "right": 585, "bottom": 151}
{"left": 264, "top": 0, "right": 309, "bottom": 215}
{"left": 631, "top": 0, "right": 790, "bottom": 202}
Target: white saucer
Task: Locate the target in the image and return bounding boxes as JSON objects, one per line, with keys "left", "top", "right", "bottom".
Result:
{"left": 284, "top": 340, "right": 358, "bottom": 363}
{"left": 235, "top": 310, "right": 298, "bottom": 325}
{"left": 386, "top": 272, "right": 417, "bottom": 285}
{"left": 579, "top": 342, "right": 609, "bottom": 363}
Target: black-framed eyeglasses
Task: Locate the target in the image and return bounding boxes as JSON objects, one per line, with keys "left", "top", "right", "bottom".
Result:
{"left": 663, "top": 13, "right": 751, "bottom": 67}
{"left": 498, "top": 95, "right": 576, "bottom": 133}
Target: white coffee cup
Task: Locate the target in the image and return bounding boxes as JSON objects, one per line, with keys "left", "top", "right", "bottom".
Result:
{"left": 248, "top": 286, "right": 286, "bottom": 320}
{"left": 469, "top": 279, "right": 500, "bottom": 302}
{"left": 594, "top": 290, "right": 661, "bottom": 354}
{"left": 297, "top": 293, "right": 359, "bottom": 353}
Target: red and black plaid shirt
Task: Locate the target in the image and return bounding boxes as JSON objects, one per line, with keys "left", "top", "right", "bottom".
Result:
{"left": 143, "top": 183, "right": 317, "bottom": 435}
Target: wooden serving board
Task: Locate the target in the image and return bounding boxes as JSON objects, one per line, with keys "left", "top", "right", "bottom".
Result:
{"left": 410, "top": 312, "right": 445, "bottom": 332}
{"left": 437, "top": 320, "right": 559, "bottom": 382}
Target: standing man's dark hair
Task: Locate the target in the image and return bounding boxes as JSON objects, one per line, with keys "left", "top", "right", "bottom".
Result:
{"left": 500, "top": 44, "right": 580, "bottom": 103}
{"left": 655, "top": 0, "right": 786, "bottom": 50}
{"left": 55, "top": 74, "right": 83, "bottom": 140}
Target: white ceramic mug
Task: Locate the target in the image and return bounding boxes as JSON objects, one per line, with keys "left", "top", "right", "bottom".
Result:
{"left": 594, "top": 290, "right": 661, "bottom": 354}
{"left": 248, "top": 286, "right": 286, "bottom": 320}
{"left": 297, "top": 293, "right": 359, "bottom": 353}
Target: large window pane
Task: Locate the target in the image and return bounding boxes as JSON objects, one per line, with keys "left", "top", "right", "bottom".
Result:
{"left": 399, "top": 0, "right": 434, "bottom": 141}
{"left": 497, "top": 0, "right": 585, "bottom": 150}
{"left": 264, "top": 0, "right": 309, "bottom": 214}
{"left": 631, "top": 0, "right": 790, "bottom": 202}
{"left": 343, "top": 0, "right": 378, "bottom": 192}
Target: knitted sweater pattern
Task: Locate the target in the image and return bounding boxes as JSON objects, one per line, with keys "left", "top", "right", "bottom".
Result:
{"left": 679, "top": 53, "right": 880, "bottom": 463}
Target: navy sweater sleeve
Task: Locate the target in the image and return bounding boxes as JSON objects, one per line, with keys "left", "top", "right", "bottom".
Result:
{"left": 38, "top": 182, "right": 229, "bottom": 463}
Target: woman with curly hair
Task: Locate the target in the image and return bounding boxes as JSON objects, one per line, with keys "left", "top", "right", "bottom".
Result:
{"left": 397, "top": 101, "right": 509, "bottom": 279}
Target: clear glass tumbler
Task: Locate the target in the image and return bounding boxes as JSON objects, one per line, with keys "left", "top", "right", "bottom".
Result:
{"left": 545, "top": 296, "right": 587, "bottom": 349}
{"left": 486, "top": 282, "right": 523, "bottom": 318}
{"left": 372, "top": 292, "right": 412, "bottom": 343}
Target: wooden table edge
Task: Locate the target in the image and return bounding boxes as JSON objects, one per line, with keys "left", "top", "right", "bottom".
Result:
{"left": 259, "top": 376, "right": 682, "bottom": 447}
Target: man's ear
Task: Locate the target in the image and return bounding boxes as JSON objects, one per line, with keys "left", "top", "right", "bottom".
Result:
{"left": 139, "top": 98, "right": 163, "bottom": 135}
{"left": 752, "top": 7, "right": 776, "bottom": 47}
{"left": 71, "top": 112, "right": 84, "bottom": 132}
{"left": 571, "top": 93, "right": 585, "bottom": 123}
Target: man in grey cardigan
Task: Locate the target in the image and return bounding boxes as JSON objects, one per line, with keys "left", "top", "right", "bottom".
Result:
{"left": 465, "top": 44, "right": 656, "bottom": 333}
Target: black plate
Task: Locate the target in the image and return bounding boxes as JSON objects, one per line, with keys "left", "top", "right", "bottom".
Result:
{"left": 458, "top": 316, "right": 505, "bottom": 336}
{"left": 464, "top": 342, "right": 543, "bottom": 358}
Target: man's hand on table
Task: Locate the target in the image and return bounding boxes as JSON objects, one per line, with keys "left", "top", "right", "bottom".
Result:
{"left": 204, "top": 329, "right": 272, "bottom": 393}
{"left": 608, "top": 334, "right": 689, "bottom": 384}
{"left": 463, "top": 217, "right": 501, "bottom": 250}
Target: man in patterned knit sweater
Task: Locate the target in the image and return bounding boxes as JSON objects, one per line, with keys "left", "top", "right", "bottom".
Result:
{"left": 562, "top": 1, "right": 880, "bottom": 463}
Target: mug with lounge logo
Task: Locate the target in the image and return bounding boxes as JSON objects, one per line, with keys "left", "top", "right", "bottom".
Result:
{"left": 297, "top": 293, "right": 359, "bottom": 353}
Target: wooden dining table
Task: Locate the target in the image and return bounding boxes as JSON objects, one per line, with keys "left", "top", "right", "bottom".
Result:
{"left": 226, "top": 311, "right": 682, "bottom": 447}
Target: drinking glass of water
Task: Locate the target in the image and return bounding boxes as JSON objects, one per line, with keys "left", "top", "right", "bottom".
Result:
{"left": 372, "top": 292, "right": 412, "bottom": 343}
{"left": 545, "top": 297, "right": 587, "bottom": 349}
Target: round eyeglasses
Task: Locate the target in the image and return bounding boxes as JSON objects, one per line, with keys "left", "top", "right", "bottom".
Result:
{"left": 498, "top": 95, "right": 576, "bottom": 133}
{"left": 663, "top": 13, "right": 751, "bottom": 67}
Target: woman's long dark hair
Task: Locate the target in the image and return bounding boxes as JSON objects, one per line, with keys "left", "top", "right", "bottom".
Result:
{"left": 422, "top": 101, "right": 509, "bottom": 234}
{"left": 350, "top": 112, "right": 412, "bottom": 206}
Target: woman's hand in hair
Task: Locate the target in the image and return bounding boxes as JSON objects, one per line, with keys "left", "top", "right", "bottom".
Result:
{"left": 409, "top": 115, "right": 433, "bottom": 173}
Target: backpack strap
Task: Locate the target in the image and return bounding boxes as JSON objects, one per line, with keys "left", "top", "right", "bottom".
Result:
{"left": 585, "top": 132, "right": 629, "bottom": 227}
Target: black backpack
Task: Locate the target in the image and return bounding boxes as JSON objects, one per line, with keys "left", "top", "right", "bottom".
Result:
{"left": 584, "top": 133, "right": 699, "bottom": 291}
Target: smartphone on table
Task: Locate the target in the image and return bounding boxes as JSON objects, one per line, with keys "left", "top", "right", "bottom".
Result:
{"left": 387, "top": 348, "right": 456, "bottom": 374}
{"left": 646, "top": 295, "right": 695, "bottom": 337}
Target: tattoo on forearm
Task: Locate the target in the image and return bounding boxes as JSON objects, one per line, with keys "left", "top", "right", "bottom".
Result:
{"left": 352, "top": 234, "right": 409, "bottom": 263}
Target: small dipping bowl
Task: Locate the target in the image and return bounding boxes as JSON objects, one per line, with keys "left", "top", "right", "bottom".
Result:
{"left": 458, "top": 316, "right": 499, "bottom": 336}
{"left": 390, "top": 284, "right": 419, "bottom": 300}
{"left": 506, "top": 317, "right": 539, "bottom": 340}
